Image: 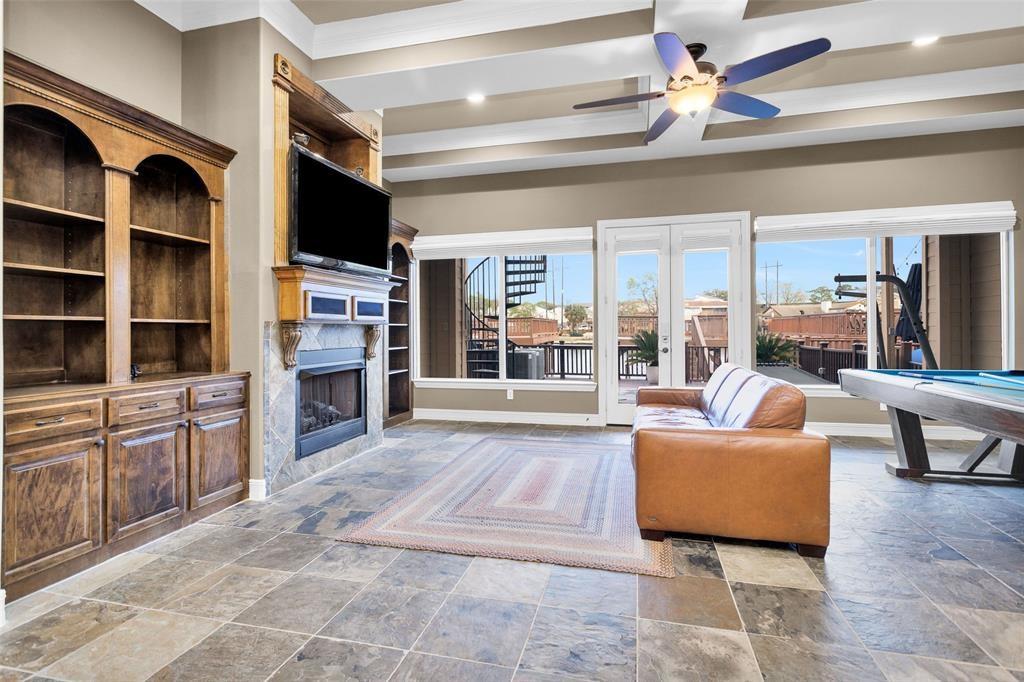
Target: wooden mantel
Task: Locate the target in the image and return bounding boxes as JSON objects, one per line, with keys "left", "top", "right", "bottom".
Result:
{"left": 273, "top": 265, "right": 397, "bottom": 369}
{"left": 272, "top": 53, "right": 382, "bottom": 268}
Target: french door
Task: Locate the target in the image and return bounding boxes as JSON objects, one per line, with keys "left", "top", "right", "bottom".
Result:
{"left": 600, "top": 215, "right": 751, "bottom": 425}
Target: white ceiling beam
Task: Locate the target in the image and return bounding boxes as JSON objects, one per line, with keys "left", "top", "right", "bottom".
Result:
{"left": 382, "top": 108, "right": 1024, "bottom": 181}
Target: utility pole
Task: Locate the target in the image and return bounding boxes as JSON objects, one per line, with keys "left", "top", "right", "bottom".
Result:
{"left": 760, "top": 261, "right": 782, "bottom": 304}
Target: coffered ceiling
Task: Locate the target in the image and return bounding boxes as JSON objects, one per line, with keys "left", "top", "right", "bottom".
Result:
{"left": 138, "top": 0, "right": 1024, "bottom": 182}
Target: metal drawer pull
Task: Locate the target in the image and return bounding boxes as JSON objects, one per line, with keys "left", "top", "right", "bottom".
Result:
{"left": 136, "top": 402, "right": 161, "bottom": 410}
{"left": 35, "top": 416, "right": 66, "bottom": 427}
{"left": 210, "top": 391, "right": 230, "bottom": 398}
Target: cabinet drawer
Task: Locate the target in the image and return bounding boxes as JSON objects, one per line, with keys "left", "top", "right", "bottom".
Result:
{"left": 4, "top": 399, "right": 104, "bottom": 446}
{"left": 109, "top": 389, "right": 185, "bottom": 427}
{"left": 190, "top": 380, "right": 247, "bottom": 412}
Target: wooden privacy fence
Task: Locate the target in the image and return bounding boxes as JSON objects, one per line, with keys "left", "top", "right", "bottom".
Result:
{"left": 766, "top": 311, "right": 866, "bottom": 338}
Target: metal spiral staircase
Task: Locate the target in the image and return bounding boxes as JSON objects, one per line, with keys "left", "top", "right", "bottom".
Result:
{"left": 464, "top": 256, "right": 547, "bottom": 378}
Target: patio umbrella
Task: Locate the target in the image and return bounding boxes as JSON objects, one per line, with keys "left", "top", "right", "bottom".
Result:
{"left": 894, "top": 263, "right": 922, "bottom": 342}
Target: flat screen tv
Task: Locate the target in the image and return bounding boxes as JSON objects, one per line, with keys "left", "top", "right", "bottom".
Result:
{"left": 289, "top": 143, "right": 392, "bottom": 275}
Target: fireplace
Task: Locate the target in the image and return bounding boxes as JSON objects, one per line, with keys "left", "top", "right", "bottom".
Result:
{"left": 296, "top": 347, "right": 366, "bottom": 459}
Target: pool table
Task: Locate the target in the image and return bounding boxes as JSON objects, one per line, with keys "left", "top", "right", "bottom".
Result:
{"left": 838, "top": 369, "right": 1024, "bottom": 482}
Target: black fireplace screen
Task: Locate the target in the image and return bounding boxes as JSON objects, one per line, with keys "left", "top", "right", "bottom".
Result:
{"left": 300, "top": 369, "right": 361, "bottom": 436}
{"left": 295, "top": 347, "right": 366, "bottom": 459}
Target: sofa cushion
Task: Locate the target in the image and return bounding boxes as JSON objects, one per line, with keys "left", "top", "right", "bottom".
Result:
{"left": 701, "top": 364, "right": 753, "bottom": 425}
{"left": 707, "top": 367, "right": 806, "bottom": 430}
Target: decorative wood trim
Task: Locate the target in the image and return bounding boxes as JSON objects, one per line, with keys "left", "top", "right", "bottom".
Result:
{"left": 5, "top": 51, "right": 236, "bottom": 168}
{"left": 281, "top": 322, "right": 302, "bottom": 370}
{"left": 364, "top": 325, "right": 382, "bottom": 360}
{"left": 390, "top": 218, "right": 419, "bottom": 245}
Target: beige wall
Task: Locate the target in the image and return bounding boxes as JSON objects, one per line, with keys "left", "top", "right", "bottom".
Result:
{"left": 4, "top": 0, "right": 183, "bottom": 123}
{"left": 396, "top": 128, "right": 1024, "bottom": 421}
{"left": 181, "top": 19, "right": 264, "bottom": 474}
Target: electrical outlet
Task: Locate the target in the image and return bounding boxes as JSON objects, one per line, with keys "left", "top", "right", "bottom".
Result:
{"left": 506, "top": 388, "right": 514, "bottom": 400}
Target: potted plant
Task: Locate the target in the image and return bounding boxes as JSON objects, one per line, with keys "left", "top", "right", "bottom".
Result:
{"left": 631, "top": 329, "right": 660, "bottom": 384}
{"left": 756, "top": 330, "right": 798, "bottom": 365}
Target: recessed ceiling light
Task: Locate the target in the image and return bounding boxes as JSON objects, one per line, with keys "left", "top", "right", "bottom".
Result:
{"left": 912, "top": 35, "right": 939, "bottom": 47}
{"left": 467, "top": 92, "right": 486, "bottom": 104}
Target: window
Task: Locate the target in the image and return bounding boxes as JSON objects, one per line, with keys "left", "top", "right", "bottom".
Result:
{"left": 754, "top": 238, "right": 870, "bottom": 386}
{"left": 877, "top": 233, "right": 1002, "bottom": 372}
{"left": 505, "top": 254, "right": 594, "bottom": 381}
{"left": 682, "top": 249, "right": 729, "bottom": 385}
{"left": 418, "top": 250, "right": 595, "bottom": 383}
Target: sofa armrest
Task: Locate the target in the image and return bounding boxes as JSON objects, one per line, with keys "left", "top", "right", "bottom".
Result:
{"left": 636, "top": 386, "right": 703, "bottom": 407}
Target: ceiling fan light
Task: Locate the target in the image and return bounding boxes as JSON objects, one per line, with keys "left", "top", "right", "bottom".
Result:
{"left": 668, "top": 84, "right": 717, "bottom": 114}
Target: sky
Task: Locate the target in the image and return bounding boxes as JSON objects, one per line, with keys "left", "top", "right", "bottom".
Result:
{"left": 467, "top": 236, "right": 923, "bottom": 307}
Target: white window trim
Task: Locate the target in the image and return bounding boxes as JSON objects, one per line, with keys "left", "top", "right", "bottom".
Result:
{"left": 411, "top": 227, "right": 597, "bottom": 389}
{"left": 413, "top": 378, "right": 597, "bottom": 392}
{"left": 755, "top": 200, "right": 1018, "bottom": 388}
{"left": 413, "top": 226, "right": 593, "bottom": 259}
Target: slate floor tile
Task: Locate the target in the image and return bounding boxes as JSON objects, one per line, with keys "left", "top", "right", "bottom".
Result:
{"left": 833, "top": 594, "right": 994, "bottom": 664}
{"left": 172, "top": 525, "right": 278, "bottom": 563}
{"left": 299, "top": 542, "right": 401, "bottom": 582}
{"left": 637, "top": 619, "right": 760, "bottom": 682}
{"left": 46, "top": 552, "right": 159, "bottom": 598}
{"left": 268, "top": 637, "right": 404, "bottom": 681}
{"left": 414, "top": 594, "right": 535, "bottom": 666}
{"left": 148, "top": 623, "right": 307, "bottom": 681}
{"left": 392, "top": 653, "right": 513, "bottom": 681}
{"left": 292, "top": 509, "right": 375, "bottom": 538}
{"left": 519, "top": 606, "right": 635, "bottom": 682}
{"left": 731, "top": 582, "right": 860, "bottom": 646}
{"left": 0, "top": 591, "right": 70, "bottom": 633}
{"left": 541, "top": 565, "right": 636, "bottom": 617}
{"left": 319, "top": 583, "right": 446, "bottom": 648}
{"left": 0, "top": 599, "right": 139, "bottom": 671}
{"left": 939, "top": 605, "right": 1024, "bottom": 669}
{"left": 375, "top": 550, "right": 471, "bottom": 591}
{"left": 42, "top": 609, "right": 219, "bottom": 682}
{"left": 234, "top": 574, "right": 362, "bottom": 634}
{"left": 717, "top": 543, "right": 823, "bottom": 590}
{"left": 85, "top": 555, "right": 222, "bottom": 608}
{"left": 454, "top": 558, "right": 550, "bottom": 603}
{"left": 748, "top": 634, "right": 885, "bottom": 681}
{"left": 870, "top": 651, "right": 1020, "bottom": 682}
{"left": 669, "top": 538, "right": 725, "bottom": 579}
{"left": 205, "top": 500, "right": 322, "bottom": 532}
{"left": 638, "top": 574, "right": 741, "bottom": 630}
{"left": 158, "top": 564, "right": 290, "bottom": 620}
{"left": 232, "top": 532, "right": 335, "bottom": 572}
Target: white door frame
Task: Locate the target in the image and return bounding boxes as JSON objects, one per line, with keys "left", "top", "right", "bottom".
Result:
{"left": 597, "top": 212, "right": 752, "bottom": 425}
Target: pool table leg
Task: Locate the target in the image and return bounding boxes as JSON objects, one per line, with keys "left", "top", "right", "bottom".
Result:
{"left": 887, "top": 406, "right": 930, "bottom": 476}
{"left": 997, "top": 441, "right": 1024, "bottom": 481}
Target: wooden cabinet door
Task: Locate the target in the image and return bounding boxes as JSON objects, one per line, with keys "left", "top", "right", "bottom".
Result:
{"left": 3, "top": 436, "right": 103, "bottom": 584}
{"left": 190, "top": 409, "right": 247, "bottom": 510}
{"left": 107, "top": 420, "right": 187, "bottom": 543}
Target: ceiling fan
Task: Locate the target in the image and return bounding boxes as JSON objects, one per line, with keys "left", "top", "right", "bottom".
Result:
{"left": 573, "top": 33, "right": 831, "bottom": 144}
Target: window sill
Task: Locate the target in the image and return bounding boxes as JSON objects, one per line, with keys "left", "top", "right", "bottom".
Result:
{"left": 413, "top": 378, "right": 598, "bottom": 392}
{"left": 799, "top": 385, "right": 855, "bottom": 398}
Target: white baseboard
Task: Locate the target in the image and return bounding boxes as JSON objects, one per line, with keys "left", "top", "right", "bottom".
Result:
{"left": 0, "top": 588, "right": 6, "bottom": 625}
{"left": 248, "top": 479, "right": 268, "bottom": 501}
{"left": 413, "top": 408, "right": 602, "bottom": 426}
{"left": 807, "top": 421, "right": 984, "bottom": 440}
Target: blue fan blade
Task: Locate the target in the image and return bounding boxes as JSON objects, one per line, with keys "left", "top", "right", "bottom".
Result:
{"left": 712, "top": 90, "right": 780, "bottom": 119}
{"left": 573, "top": 91, "right": 665, "bottom": 110}
{"left": 643, "top": 108, "right": 680, "bottom": 144}
{"left": 654, "top": 32, "right": 698, "bottom": 80}
{"left": 723, "top": 38, "right": 831, "bottom": 86}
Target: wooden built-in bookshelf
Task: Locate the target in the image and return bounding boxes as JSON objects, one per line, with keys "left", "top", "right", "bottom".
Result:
{"left": 384, "top": 220, "right": 417, "bottom": 427}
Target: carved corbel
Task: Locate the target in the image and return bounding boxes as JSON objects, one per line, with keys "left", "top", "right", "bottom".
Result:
{"left": 281, "top": 322, "right": 302, "bottom": 369}
{"left": 364, "top": 325, "right": 382, "bottom": 360}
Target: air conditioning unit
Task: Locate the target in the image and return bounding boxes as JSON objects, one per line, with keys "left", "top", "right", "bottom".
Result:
{"left": 507, "top": 348, "right": 545, "bottom": 380}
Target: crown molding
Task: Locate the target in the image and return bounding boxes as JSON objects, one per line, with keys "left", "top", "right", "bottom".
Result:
{"left": 135, "top": 0, "right": 650, "bottom": 60}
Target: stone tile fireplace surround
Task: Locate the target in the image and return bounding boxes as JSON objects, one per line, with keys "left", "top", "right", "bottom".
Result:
{"left": 262, "top": 321, "right": 384, "bottom": 495}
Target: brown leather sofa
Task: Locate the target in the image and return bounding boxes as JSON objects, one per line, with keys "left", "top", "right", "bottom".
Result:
{"left": 631, "top": 363, "right": 830, "bottom": 557}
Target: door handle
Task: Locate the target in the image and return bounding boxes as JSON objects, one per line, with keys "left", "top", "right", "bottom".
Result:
{"left": 660, "top": 347, "right": 669, "bottom": 353}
